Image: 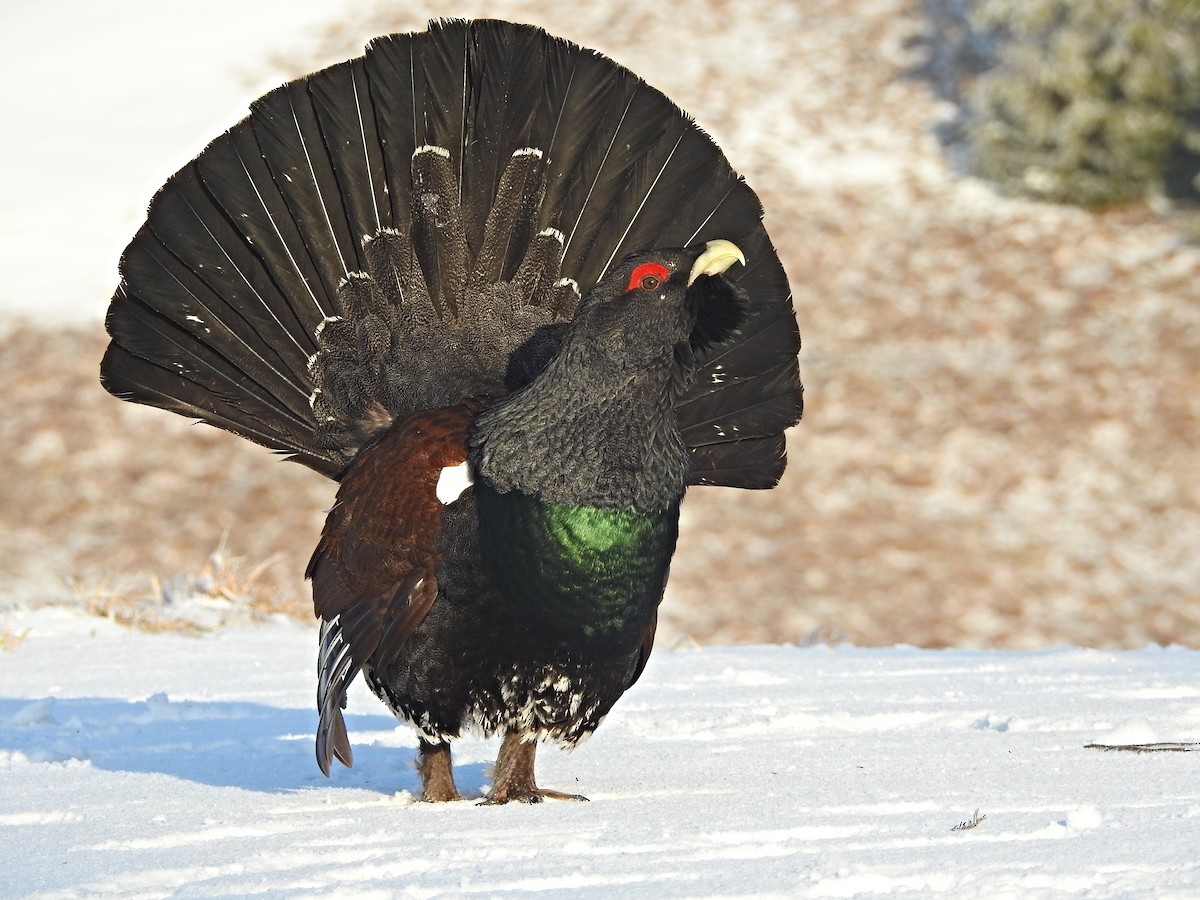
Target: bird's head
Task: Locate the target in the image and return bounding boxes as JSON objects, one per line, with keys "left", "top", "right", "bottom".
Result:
{"left": 573, "top": 239, "right": 749, "bottom": 371}
{"left": 471, "top": 239, "right": 751, "bottom": 510}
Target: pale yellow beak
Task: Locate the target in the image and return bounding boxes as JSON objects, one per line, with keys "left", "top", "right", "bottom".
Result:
{"left": 687, "top": 239, "right": 746, "bottom": 286}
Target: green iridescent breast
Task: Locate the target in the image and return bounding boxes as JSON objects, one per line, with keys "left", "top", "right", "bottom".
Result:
{"left": 475, "top": 483, "right": 680, "bottom": 640}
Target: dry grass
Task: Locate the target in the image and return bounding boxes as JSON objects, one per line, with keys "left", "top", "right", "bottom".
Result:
{"left": 69, "top": 540, "right": 291, "bottom": 634}
{"left": 0, "top": 625, "right": 28, "bottom": 653}
{"left": 0, "top": 324, "right": 333, "bottom": 628}
{"left": 5, "top": 0, "right": 1198, "bottom": 647}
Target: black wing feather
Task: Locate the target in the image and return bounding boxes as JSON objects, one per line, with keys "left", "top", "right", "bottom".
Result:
{"left": 315, "top": 619, "right": 357, "bottom": 773}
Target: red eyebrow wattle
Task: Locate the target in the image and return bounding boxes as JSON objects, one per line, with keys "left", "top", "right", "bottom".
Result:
{"left": 627, "top": 263, "right": 670, "bottom": 292}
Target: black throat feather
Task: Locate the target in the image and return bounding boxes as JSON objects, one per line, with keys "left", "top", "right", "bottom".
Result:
{"left": 469, "top": 268, "right": 749, "bottom": 512}
{"left": 470, "top": 322, "right": 690, "bottom": 513}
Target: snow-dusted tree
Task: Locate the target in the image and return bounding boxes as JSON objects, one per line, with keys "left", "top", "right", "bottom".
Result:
{"left": 967, "top": 0, "right": 1200, "bottom": 206}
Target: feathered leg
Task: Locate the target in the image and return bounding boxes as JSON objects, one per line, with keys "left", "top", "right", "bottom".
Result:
{"left": 417, "top": 739, "right": 463, "bottom": 802}
{"left": 482, "top": 731, "right": 588, "bottom": 805}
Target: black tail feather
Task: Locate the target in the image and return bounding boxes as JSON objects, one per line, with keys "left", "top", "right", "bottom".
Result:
{"left": 131, "top": 182, "right": 315, "bottom": 396}
{"left": 307, "top": 57, "right": 390, "bottom": 239}
{"left": 193, "top": 127, "right": 333, "bottom": 330}
{"left": 681, "top": 361, "right": 804, "bottom": 448}
{"left": 410, "top": 146, "right": 469, "bottom": 318}
{"left": 461, "top": 21, "right": 545, "bottom": 250}
{"left": 688, "top": 435, "right": 790, "bottom": 489}
{"left": 250, "top": 80, "right": 361, "bottom": 290}
{"left": 414, "top": 20, "right": 470, "bottom": 186}
{"left": 359, "top": 34, "right": 422, "bottom": 228}
{"left": 105, "top": 252, "right": 311, "bottom": 425}
{"left": 101, "top": 340, "right": 340, "bottom": 477}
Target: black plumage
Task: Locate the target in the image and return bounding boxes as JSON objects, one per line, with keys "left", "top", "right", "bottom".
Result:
{"left": 102, "top": 19, "right": 802, "bottom": 803}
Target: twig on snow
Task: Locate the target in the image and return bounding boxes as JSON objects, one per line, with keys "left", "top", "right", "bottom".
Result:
{"left": 951, "top": 809, "right": 987, "bottom": 831}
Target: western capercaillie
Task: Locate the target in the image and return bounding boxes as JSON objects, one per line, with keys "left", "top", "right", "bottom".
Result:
{"left": 101, "top": 18, "right": 802, "bottom": 803}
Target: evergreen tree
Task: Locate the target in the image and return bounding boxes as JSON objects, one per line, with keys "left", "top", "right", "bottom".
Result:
{"left": 967, "top": 0, "right": 1200, "bottom": 206}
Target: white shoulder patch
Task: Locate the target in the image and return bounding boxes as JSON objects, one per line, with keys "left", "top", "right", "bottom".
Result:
{"left": 436, "top": 461, "right": 474, "bottom": 505}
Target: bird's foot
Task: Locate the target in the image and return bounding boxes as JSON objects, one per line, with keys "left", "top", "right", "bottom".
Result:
{"left": 481, "top": 731, "right": 589, "bottom": 804}
{"left": 417, "top": 739, "right": 464, "bottom": 802}
{"left": 421, "top": 783, "right": 465, "bottom": 803}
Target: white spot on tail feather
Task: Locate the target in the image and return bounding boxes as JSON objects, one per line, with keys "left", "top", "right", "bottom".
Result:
{"left": 337, "top": 272, "right": 371, "bottom": 289}
{"left": 436, "top": 462, "right": 473, "bottom": 505}
{"left": 315, "top": 316, "right": 341, "bottom": 338}
{"left": 514, "top": 147, "right": 544, "bottom": 159}
{"left": 539, "top": 227, "right": 565, "bottom": 243}
{"left": 414, "top": 145, "right": 450, "bottom": 159}
{"left": 367, "top": 227, "right": 404, "bottom": 242}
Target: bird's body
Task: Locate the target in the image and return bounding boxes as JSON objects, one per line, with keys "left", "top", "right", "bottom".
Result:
{"left": 102, "top": 19, "right": 801, "bottom": 802}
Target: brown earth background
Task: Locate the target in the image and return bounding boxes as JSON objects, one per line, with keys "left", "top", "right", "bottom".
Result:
{"left": 3, "top": 0, "right": 1198, "bottom": 648}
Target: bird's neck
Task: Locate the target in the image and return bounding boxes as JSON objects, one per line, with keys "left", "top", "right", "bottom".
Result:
{"left": 469, "top": 330, "right": 691, "bottom": 513}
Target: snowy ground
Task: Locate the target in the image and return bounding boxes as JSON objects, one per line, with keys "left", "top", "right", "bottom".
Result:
{"left": 4, "top": 606, "right": 1200, "bottom": 898}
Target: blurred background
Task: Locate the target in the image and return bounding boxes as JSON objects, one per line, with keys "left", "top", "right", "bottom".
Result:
{"left": 1, "top": 0, "right": 1197, "bottom": 648}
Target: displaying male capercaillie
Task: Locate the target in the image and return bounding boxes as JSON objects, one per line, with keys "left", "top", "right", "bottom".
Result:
{"left": 101, "top": 19, "right": 802, "bottom": 803}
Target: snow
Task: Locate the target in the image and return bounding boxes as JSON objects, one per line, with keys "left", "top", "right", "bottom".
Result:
{"left": 3, "top": 606, "right": 1200, "bottom": 897}
{"left": 0, "top": 0, "right": 356, "bottom": 325}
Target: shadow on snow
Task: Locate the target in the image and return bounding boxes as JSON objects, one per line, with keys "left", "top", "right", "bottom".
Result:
{"left": 0, "top": 694, "right": 492, "bottom": 797}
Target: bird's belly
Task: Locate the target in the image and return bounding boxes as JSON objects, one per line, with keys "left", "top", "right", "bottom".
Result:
{"left": 367, "top": 639, "right": 640, "bottom": 746}
{"left": 364, "top": 488, "right": 676, "bottom": 743}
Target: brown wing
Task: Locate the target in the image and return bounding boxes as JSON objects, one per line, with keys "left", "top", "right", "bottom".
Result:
{"left": 308, "top": 403, "right": 479, "bottom": 775}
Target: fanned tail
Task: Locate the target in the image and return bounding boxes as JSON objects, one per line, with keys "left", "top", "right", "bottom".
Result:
{"left": 102, "top": 18, "right": 800, "bottom": 487}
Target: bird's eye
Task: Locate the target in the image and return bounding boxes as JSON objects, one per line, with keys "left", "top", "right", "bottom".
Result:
{"left": 627, "top": 262, "right": 671, "bottom": 293}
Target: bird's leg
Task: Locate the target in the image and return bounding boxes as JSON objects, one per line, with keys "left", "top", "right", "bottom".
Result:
{"left": 481, "top": 731, "right": 589, "bottom": 805}
{"left": 416, "top": 739, "right": 463, "bottom": 802}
